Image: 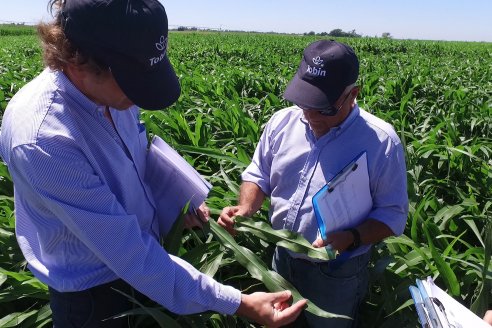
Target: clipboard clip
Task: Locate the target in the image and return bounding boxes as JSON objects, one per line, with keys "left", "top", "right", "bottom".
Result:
{"left": 431, "top": 297, "right": 460, "bottom": 328}
{"left": 327, "top": 162, "right": 359, "bottom": 193}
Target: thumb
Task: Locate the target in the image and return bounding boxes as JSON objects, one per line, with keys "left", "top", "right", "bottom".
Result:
{"left": 312, "top": 237, "right": 325, "bottom": 248}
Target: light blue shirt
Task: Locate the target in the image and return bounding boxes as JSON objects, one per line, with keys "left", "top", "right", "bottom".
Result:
{"left": 0, "top": 69, "right": 240, "bottom": 315}
{"left": 242, "top": 105, "right": 408, "bottom": 259}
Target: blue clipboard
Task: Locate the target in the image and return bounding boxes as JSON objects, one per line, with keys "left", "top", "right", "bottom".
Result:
{"left": 312, "top": 151, "right": 371, "bottom": 241}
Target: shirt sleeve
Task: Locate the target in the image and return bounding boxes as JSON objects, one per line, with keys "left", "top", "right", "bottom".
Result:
{"left": 368, "top": 142, "right": 409, "bottom": 236}
{"left": 10, "top": 140, "right": 241, "bottom": 315}
{"left": 241, "top": 123, "right": 273, "bottom": 196}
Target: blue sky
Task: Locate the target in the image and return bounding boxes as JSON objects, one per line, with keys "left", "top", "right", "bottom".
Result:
{"left": 1, "top": 0, "right": 491, "bottom": 42}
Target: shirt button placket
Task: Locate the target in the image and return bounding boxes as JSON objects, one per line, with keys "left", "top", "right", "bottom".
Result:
{"left": 282, "top": 146, "right": 318, "bottom": 231}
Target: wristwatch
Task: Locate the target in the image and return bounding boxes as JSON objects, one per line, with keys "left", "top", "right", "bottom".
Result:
{"left": 345, "top": 228, "right": 361, "bottom": 251}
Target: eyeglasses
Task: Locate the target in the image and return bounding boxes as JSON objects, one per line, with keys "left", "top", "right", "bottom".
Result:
{"left": 298, "top": 88, "right": 353, "bottom": 116}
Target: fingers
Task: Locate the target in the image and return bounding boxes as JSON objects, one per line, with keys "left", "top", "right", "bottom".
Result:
{"left": 314, "top": 231, "right": 354, "bottom": 252}
{"left": 312, "top": 236, "right": 326, "bottom": 248}
{"left": 183, "top": 212, "right": 203, "bottom": 229}
{"left": 268, "top": 291, "right": 306, "bottom": 327}
{"left": 237, "top": 291, "right": 306, "bottom": 328}
{"left": 483, "top": 310, "right": 492, "bottom": 324}
{"left": 218, "top": 205, "right": 251, "bottom": 235}
{"left": 273, "top": 301, "right": 289, "bottom": 312}
{"left": 197, "top": 203, "right": 210, "bottom": 223}
{"left": 183, "top": 203, "right": 211, "bottom": 229}
{"left": 274, "top": 299, "right": 307, "bottom": 325}
{"left": 218, "top": 206, "right": 237, "bottom": 235}
{"left": 270, "top": 290, "right": 292, "bottom": 304}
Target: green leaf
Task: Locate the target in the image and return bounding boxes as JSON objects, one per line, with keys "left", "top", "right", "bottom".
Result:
{"left": 423, "top": 222, "right": 460, "bottom": 296}
{"left": 179, "top": 145, "right": 249, "bottom": 167}
{"left": 463, "top": 219, "right": 485, "bottom": 247}
{"left": 0, "top": 163, "right": 12, "bottom": 183}
{"left": 0, "top": 310, "right": 38, "bottom": 328}
{"left": 201, "top": 250, "right": 224, "bottom": 277}
{"left": 209, "top": 220, "right": 350, "bottom": 320}
{"left": 471, "top": 219, "right": 492, "bottom": 315}
{"left": 234, "top": 216, "right": 337, "bottom": 261}
{"left": 111, "top": 289, "right": 181, "bottom": 328}
{"left": 434, "top": 205, "right": 463, "bottom": 230}
{"left": 0, "top": 273, "right": 6, "bottom": 287}
{"left": 162, "top": 203, "right": 188, "bottom": 256}
{"left": 387, "top": 298, "right": 414, "bottom": 317}
{"left": 17, "top": 304, "right": 52, "bottom": 328}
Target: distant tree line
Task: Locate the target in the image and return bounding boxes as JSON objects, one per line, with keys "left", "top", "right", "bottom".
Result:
{"left": 176, "top": 26, "right": 198, "bottom": 31}
{"left": 171, "top": 26, "right": 392, "bottom": 39}
{"left": 303, "top": 29, "right": 362, "bottom": 38}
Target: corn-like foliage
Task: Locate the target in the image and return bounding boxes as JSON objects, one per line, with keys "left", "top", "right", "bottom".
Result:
{"left": 0, "top": 31, "right": 491, "bottom": 327}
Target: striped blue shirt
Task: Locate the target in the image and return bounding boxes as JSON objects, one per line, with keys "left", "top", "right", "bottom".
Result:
{"left": 242, "top": 105, "right": 409, "bottom": 260}
{"left": 0, "top": 69, "right": 241, "bottom": 315}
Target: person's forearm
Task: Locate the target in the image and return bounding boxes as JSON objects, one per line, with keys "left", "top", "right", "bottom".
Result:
{"left": 355, "top": 218, "right": 394, "bottom": 245}
{"left": 238, "top": 181, "right": 266, "bottom": 217}
{"left": 314, "top": 218, "right": 396, "bottom": 251}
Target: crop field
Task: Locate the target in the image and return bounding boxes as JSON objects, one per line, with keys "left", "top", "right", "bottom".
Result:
{"left": 0, "top": 31, "right": 491, "bottom": 327}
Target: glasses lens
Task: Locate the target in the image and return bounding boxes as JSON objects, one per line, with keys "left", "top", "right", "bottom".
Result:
{"left": 297, "top": 104, "right": 338, "bottom": 116}
{"left": 318, "top": 107, "right": 338, "bottom": 116}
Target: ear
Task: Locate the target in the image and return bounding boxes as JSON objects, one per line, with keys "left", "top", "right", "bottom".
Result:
{"left": 351, "top": 85, "right": 360, "bottom": 97}
{"left": 63, "top": 63, "right": 93, "bottom": 94}
{"left": 349, "top": 86, "right": 360, "bottom": 105}
{"left": 64, "top": 63, "right": 86, "bottom": 81}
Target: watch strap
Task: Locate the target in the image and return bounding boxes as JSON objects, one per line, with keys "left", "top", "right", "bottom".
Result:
{"left": 345, "top": 228, "right": 361, "bottom": 251}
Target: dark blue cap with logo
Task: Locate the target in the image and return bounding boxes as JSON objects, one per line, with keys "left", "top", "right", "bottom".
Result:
{"left": 284, "top": 40, "right": 359, "bottom": 109}
{"left": 62, "top": 0, "right": 180, "bottom": 110}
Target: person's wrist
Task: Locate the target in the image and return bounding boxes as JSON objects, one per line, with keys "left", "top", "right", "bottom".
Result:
{"left": 237, "top": 205, "right": 252, "bottom": 217}
{"left": 344, "top": 228, "right": 361, "bottom": 251}
{"left": 236, "top": 294, "right": 256, "bottom": 319}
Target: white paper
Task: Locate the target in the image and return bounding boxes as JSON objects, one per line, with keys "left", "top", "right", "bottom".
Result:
{"left": 420, "top": 277, "right": 490, "bottom": 328}
{"left": 145, "top": 136, "right": 212, "bottom": 236}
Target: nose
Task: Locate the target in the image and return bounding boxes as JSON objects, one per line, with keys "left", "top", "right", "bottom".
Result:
{"left": 302, "top": 109, "right": 319, "bottom": 119}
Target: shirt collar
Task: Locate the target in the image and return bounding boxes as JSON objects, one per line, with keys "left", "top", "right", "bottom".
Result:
{"left": 337, "top": 103, "right": 360, "bottom": 133}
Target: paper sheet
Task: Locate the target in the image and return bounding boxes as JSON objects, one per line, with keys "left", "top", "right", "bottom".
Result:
{"left": 145, "top": 136, "right": 212, "bottom": 236}
{"left": 411, "top": 277, "right": 489, "bottom": 328}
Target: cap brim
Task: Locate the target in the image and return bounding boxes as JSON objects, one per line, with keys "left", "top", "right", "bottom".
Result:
{"left": 283, "top": 72, "right": 341, "bottom": 109}
{"left": 111, "top": 56, "right": 181, "bottom": 111}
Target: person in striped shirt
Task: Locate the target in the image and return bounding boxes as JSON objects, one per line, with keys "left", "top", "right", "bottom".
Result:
{"left": 0, "top": 0, "right": 305, "bottom": 327}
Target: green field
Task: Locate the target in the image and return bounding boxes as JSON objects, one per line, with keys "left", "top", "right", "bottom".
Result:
{"left": 1, "top": 32, "right": 491, "bottom": 327}
{"left": 0, "top": 24, "right": 36, "bottom": 37}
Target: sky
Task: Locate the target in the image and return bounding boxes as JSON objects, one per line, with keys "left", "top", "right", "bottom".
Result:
{"left": 1, "top": 0, "right": 491, "bottom": 42}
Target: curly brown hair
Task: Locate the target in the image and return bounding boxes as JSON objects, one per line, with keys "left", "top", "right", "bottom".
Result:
{"left": 37, "top": 0, "right": 107, "bottom": 74}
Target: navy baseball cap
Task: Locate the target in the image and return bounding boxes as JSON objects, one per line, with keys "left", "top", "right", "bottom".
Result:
{"left": 61, "top": 0, "right": 180, "bottom": 110}
{"left": 284, "top": 40, "right": 359, "bottom": 109}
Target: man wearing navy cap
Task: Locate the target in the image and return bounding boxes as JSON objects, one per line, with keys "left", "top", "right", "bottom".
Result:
{"left": 0, "top": 0, "right": 306, "bottom": 327}
{"left": 219, "top": 40, "right": 409, "bottom": 327}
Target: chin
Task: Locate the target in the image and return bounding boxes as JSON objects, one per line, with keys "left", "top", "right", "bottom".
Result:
{"left": 114, "top": 102, "right": 135, "bottom": 110}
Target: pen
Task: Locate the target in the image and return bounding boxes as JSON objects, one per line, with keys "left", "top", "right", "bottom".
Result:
{"left": 409, "top": 286, "right": 431, "bottom": 328}
{"left": 327, "top": 162, "right": 359, "bottom": 193}
{"left": 416, "top": 280, "right": 444, "bottom": 328}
